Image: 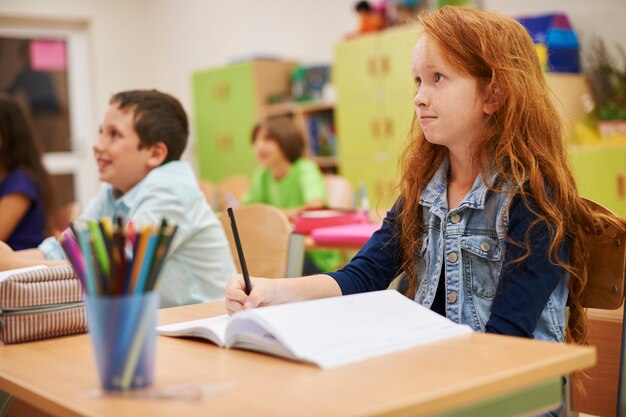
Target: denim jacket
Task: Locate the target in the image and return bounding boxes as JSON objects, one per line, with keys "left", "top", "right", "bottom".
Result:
{"left": 414, "top": 158, "right": 568, "bottom": 342}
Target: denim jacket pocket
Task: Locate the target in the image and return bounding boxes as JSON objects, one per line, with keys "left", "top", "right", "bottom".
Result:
{"left": 460, "top": 236, "right": 502, "bottom": 299}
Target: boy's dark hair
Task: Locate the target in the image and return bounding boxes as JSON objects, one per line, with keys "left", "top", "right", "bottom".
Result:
{"left": 251, "top": 117, "right": 304, "bottom": 163}
{"left": 0, "top": 93, "right": 56, "bottom": 234}
{"left": 110, "top": 89, "right": 188, "bottom": 163}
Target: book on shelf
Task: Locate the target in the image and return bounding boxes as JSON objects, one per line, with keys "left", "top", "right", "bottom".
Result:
{"left": 157, "top": 290, "right": 473, "bottom": 369}
{"left": 307, "top": 112, "right": 336, "bottom": 157}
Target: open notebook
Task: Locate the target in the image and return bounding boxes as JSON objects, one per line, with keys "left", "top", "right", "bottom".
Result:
{"left": 157, "top": 290, "right": 473, "bottom": 369}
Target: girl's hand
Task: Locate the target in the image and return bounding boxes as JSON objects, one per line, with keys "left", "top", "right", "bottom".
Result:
{"left": 224, "top": 273, "right": 342, "bottom": 315}
{"left": 0, "top": 240, "right": 15, "bottom": 259}
{"left": 225, "top": 274, "right": 283, "bottom": 314}
{"left": 0, "top": 241, "right": 67, "bottom": 270}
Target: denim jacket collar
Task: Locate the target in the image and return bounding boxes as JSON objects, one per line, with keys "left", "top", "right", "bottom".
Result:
{"left": 419, "top": 155, "right": 499, "bottom": 212}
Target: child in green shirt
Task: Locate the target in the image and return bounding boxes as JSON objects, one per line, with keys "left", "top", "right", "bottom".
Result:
{"left": 242, "top": 117, "right": 341, "bottom": 273}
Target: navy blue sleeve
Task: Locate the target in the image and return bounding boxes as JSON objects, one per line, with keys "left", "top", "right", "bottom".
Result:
{"left": 327, "top": 204, "right": 404, "bottom": 294}
{"left": 0, "top": 169, "right": 38, "bottom": 201}
{"left": 485, "top": 196, "right": 569, "bottom": 338}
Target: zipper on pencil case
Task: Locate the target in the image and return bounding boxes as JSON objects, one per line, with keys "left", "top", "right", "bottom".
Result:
{"left": 0, "top": 301, "right": 85, "bottom": 316}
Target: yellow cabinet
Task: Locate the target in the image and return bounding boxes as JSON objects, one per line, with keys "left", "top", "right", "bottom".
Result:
{"left": 569, "top": 145, "right": 626, "bottom": 217}
{"left": 334, "top": 26, "right": 419, "bottom": 214}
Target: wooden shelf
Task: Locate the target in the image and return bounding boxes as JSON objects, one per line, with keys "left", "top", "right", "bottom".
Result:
{"left": 311, "top": 156, "right": 338, "bottom": 168}
{"left": 261, "top": 101, "right": 334, "bottom": 118}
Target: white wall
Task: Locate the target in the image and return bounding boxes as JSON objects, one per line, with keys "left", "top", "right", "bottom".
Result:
{"left": 146, "top": 0, "right": 357, "bottom": 114}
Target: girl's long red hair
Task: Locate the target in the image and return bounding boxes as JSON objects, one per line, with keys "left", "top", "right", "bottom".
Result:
{"left": 398, "top": 6, "right": 626, "bottom": 348}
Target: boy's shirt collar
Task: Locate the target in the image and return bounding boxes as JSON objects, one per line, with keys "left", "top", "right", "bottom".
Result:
{"left": 105, "top": 161, "right": 187, "bottom": 208}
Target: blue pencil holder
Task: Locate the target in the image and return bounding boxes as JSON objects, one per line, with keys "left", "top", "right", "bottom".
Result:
{"left": 86, "top": 291, "right": 159, "bottom": 390}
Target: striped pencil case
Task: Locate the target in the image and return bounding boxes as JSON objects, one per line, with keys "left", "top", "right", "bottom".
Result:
{"left": 0, "top": 264, "right": 86, "bottom": 344}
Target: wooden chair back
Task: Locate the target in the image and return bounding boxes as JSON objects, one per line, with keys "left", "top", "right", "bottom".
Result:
{"left": 218, "top": 204, "right": 291, "bottom": 278}
{"left": 570, "top": 199, "right": 626, "bottom": 417}
{"left": 324, "top": 174, "right": 355, "bottom": 210}
{"left": 217, "top": 175, "right": 250, "bottom": 211}
{"left": 198, "top": 179, "right": 219, "bottom": 210}
{"left": 578, "top": 200, "right": 626, "bottom": 310}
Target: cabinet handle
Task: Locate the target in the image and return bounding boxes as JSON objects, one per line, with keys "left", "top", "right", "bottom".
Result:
{"left": 216, "top": 133, "right": 234, "bottom": 151}
{"left": 384, "top": 117, "right": 394, "bottom": 138}
{"left": 375, "top": 180, "right": 384, "bottom": 199}
{"left": 618, "top": 173, "right": 625, "bottom": 199}
{"left": 380, "top": 55, "right": 390, "bottom": 77}
{"left": 367, "top": 57, "right": 378, "bottom": 78}
{"left": 371, "top": 120, "right": 381, "bottom": 139}
{"left": 213, "top": 82, "right": 231, "bottom": 101}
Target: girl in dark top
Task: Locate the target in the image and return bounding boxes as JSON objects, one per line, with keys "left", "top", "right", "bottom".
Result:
{"left": 225, "top": 5, "right": 625, "bottom": 387}
{"left": 0, "top": 94, "right": 55, "bottom": 249}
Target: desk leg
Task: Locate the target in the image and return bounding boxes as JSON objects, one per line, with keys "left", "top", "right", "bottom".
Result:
{"left": 0, "top": 390, "right": 13, "bottom": 417}
{"left": 618, "top": 304, "right": 626, "bottom": 417}
{"left": 286, "top": 233, "right": 305, "bottom": 278}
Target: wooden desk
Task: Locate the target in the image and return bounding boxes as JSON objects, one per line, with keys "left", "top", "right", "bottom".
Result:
{"left": 0, "top": 302, "right": 595, "bottom": 417}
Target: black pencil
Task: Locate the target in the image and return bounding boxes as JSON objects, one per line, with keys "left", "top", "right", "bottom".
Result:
{"left": 227, "top": 207, "right": 252, "bottom": 295}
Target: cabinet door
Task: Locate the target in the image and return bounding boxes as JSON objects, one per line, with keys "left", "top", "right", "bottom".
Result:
{"left": 334, "top": 34, "right": 380, "bottom": 100}
{"left": 337, "top": 95, "right": 412, "bottom": 208}
{"left": 196, "top": 113, "right": 256, "bottom": 182}
{"left": 336, "top": 99, "right": 383, "bottom": 159}
{"left": 380, "top": 93, "right": 415, "bottom": 160}
{"left": 192, "top": 62, "right": 255, "bottom": 124}
{"left": 569, "top": 147, "right": 626, "bottom": 217}
{"left": 378, "top": 27, "right": 419, "bottom": 95}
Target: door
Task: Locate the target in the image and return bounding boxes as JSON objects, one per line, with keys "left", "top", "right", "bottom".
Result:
{"left": 0, "top": 23, "right": 96, "bottom": 213}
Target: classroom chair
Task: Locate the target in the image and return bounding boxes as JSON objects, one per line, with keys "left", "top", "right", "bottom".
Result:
{"left": 568, "top": 199, "right": 626, "bottom": 417}
{"left": 198, "top": 179, "right": 219, "bottom": 210}
{"left": 217, "top": 175, "right": 250, "bottom": 211}
{"left": 218, "top": 204, "right": 291, "bottom": 278}
{"left": 323, "top": 174, "right": 355, "bottom": 210}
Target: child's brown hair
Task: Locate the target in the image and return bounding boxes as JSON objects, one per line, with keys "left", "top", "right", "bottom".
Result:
{"left": 251, "top": 117, "right": 305, "bottom": 163}
{"left": 110, "top": 89, "right": 188, "bottom": 164}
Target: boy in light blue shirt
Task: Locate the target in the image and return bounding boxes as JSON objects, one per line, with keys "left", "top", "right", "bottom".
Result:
{"left": 30, "top": 90, "right": 236, "bottom": 307}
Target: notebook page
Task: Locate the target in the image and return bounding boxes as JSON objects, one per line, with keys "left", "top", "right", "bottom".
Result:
{"left": 238, "top": 290, "right": 472, "bottom": 368}
{"left": 157, "top": 314, "right": 230, "bottom": 346}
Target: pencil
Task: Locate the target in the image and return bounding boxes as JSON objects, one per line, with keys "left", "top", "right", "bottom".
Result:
{"left": 88, "top": 220, "right": 111, "bottom": 277}
{"left": 144, "top": 225, "right": 177, "bottom": 292}
{"left": 227, "top": 207, "right": 252, "bottom": 295}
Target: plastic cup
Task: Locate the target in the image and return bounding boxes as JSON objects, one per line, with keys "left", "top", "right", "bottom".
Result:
{"left": 85, "top": 291, "right": 159, "bottom": 390}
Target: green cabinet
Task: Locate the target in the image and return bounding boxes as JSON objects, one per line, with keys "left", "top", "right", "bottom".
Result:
{"left": 569, "top": 145, "right": 626, "bottom": 217}
{"left": 334, "top": 26, "right": 419, "bottom": 214}
{"left": 192, "top": 60, "right": 296, "bottom": 182}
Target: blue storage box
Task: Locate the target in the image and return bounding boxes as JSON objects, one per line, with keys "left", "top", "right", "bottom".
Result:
{"left": 516, "top": 13, "right": 581, "bottom": 73}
